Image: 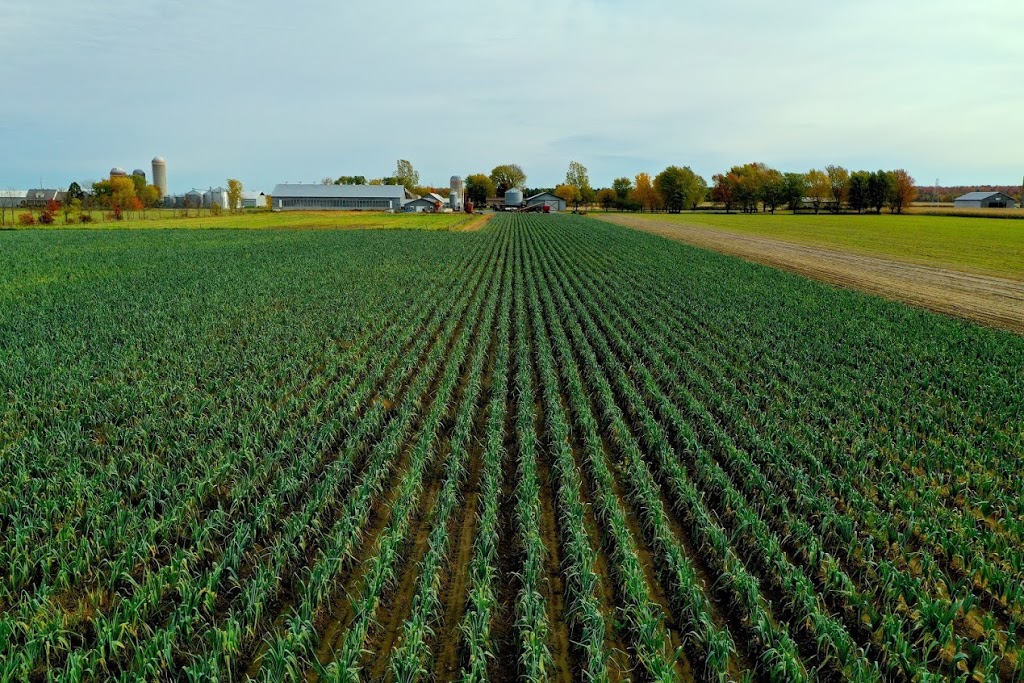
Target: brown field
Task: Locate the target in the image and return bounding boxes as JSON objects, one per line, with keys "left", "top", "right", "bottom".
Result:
{"left": 599, "top": 213, "right": 1024, "bottom": 334}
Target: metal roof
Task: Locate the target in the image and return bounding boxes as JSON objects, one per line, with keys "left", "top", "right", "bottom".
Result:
{"left": 526, "top": 191, "right": 562, "bottom": 202}
{"left": 954, "top": 191, "right": 1007, "bottom": 201}
{"left": 271, "top": 183, "right": 407, "bottom": 199}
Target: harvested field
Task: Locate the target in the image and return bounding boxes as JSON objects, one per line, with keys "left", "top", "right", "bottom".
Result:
{"left": 600, "top": 213, "right": 1024, "bottom": 334}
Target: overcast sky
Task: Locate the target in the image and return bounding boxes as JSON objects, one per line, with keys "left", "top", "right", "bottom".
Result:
{"left": 1, "top": 0, "right": 1022, "bottom": 192}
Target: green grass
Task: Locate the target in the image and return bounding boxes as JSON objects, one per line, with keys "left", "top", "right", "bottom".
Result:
{"left": 629, "top": 212, "right": 1024, "bottom": 280}
{"left": 1, "top": 209, "right": 474, "bottom": 232}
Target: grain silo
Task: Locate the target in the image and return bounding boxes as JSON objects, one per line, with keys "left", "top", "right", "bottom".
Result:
{"left": 152, "top": 157, "right": 168, "bottom": 199}
{"left": 110, "top": 167, "right": 127, "bottom": 179}
{"left": 132, "top": 169, "right": 147, "bottom": 184}
{"left": 504, "top": 188, "right": 523, "bottom": 208}
{"left": 449, "top": 175, "right": 463, "bottom": 212}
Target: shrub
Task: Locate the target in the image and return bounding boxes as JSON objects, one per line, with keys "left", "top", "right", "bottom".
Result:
{"left": 18, "top": 212, "right": 35, "bottom": 226}
{"left": 38, "top": 211, "right": 55, "bottom": 224}
{"left": 210, "top": 202, "right": 223, "bottom": 216}
{"left": 79, "top": 213, "right": 93, "bottom": 224}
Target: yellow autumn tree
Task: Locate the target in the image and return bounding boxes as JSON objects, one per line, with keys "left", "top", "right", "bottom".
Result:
{"left": 631, "top": 172, "right": 659, "bottom": 212}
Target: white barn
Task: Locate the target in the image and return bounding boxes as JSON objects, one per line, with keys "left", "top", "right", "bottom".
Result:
{"left": 271, "top": 184, "right": 412, "bottom": 211}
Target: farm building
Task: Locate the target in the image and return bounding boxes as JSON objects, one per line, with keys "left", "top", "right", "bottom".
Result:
{"left": 526, "top": 191, "right": 566, "bottom": 212}
{"left": 404, "top": 193, "right": 450, "bottom": 212}
{"left": 953, "top": 191, "right": 1019, "bottom": 209}
{"left": 0, "top": 190, "right": 29, "bottom": 208}
{"left": 241, "top": 191, "right": 266, "bottom": 209}
{"left": 271, "top": 184, "right": 412, "bottom": 211}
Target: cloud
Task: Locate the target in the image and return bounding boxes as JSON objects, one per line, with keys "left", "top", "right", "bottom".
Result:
{"left": 1, "top": 0, "right": 1022, "bottom": 190}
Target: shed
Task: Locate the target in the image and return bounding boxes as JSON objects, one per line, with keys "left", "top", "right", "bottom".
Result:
{"left": 525, "top": 191, "right": 566, "bottom": 212}
{"left": 241, "top": 191, "right": 266, "bottom": 209}
{"left": 270, "top": 184, "right": 412, "bottom": 211}
{"left": 953, "top": 191, "right": 1019, "bottom": 209}
{"left": 0, "top": 190, "right": 29, "bottom": 208}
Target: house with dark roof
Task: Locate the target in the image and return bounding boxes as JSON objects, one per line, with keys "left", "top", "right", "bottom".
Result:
{"left": 953, "top": 191, "right": 1019, "bottom": 209}
{"left": 270, "top": 184, "right": 413, "bottom": 211}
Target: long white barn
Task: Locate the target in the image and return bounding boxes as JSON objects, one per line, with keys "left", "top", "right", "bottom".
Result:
{"left": 271, "top": 184, "right": 412, "bottom": 211}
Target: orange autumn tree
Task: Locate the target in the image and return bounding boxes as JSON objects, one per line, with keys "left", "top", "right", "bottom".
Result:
{"left": 630, "top": 172, "right": 659, "bottom": 212}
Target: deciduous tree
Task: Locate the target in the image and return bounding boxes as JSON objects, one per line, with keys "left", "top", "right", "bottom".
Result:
{"left": 848, "top": 171, "right": 870, "bottom": 213}
{"left": 612, "top": 177, "right": 633, "bottom": 201}
{"left": 806, "top": 169, "right": 830, "bottom": 214}
{"left": 489, "top": 164, "right": 527, "bottom": 196}
{"left": 760, "top": 168, "right": 787, "bottom": 214}
{"left": 630, "top": 172, "right": 659, "bottom": 212}
{"left": 889, "top": 169, "right": 916, "bottom": 214}
{"left": 596, "top": 188, "right": 616, "bottom": 211}
{"left": 826, "top": 165, "right": 850, "bottom": 212}
{"left": 335, "top": 175, "right": 367, "bottom": 185}
{"left": 564, "top": 161, "right": 594, "bottom": 209}
{"left": 868, "top": 170, "right": 894, "bottom": 214}
{"left": 465, "top": 173, "right": 495, "bottom": 206}
{"left": 783, "top": 173, "right": 807, "bottom": 211}
{"left": 654, "top": 165, "right": 706, "bottom": 212}
{"left": 711, "top": 173, "right": 736, "bottom": 213}
{"left": 554, "top": 184, "right": 581, "bottom": 208}
{"left": 227, "top": 179, "right": 244, "bottom": 213}
{"left": 392, "top": 160, "right": 420, "bottom": 191}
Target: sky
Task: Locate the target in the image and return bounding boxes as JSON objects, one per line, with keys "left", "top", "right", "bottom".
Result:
{"left": 1, "top": 0, "right": 1022, "bottom": 193}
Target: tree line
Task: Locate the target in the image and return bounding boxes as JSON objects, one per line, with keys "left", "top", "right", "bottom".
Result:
{"left": 325, "top": 158, "right": 921, "bottom": 215}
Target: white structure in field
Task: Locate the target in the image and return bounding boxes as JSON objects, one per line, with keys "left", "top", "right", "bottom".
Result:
{"left": 271, "top": 184, "right": 412, "bottom": 211}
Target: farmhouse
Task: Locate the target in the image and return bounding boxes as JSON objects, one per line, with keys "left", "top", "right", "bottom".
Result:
{"left": 953, "top": 191, "right": 1019, "bottom": 209}
{"left": 271, "top": 184, "right": 412, "bottom": 211}
{"left": 0, "top": 190, "right": 28, "bottom": 208}
{"left": 526, "top": 191, "right": 566, "bottom": 212}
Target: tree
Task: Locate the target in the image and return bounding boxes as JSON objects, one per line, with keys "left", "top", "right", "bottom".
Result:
{"left": 227, "top": 179, "right": 244, "bottom": 213}
{"left": 489, "top": 164, "right": 526, "bottom": 196}
{"left": 597, "top": 188, "right": 617, "bottom": 211}
{"left": 760, "top": 168, "right": 787, "bottom": 214}
{"left": 630, "top": 172, "right": 659, "bottom": 212}
{"left": 868, "top": 170, "right": 894, "bottom": 214}
{"left": 142, "top": 185, "right": 162, "bottom": 207}
{"left": 320, "top": 177, "right": 334, "bottom": 185}
{"left": 335, "top": 175, "right": 367, "bottom": 185}
{"left": 848, "top": 171, "right": 871, "bottom": 213}
{"left": 825, "top": 165, "right": 850, "bottom": 213}
{"left": 889, "top": 169, "right": 916, "bottom": 214}
{"left": 392, "top": 160, "right": 419, "bottom": 191}
{"left": 554, "top": 184, "right": 581, "bottom": 208}
{"left": 109, "top": 176, "right": 137, "bottom": 220}
{"left": 806, "top": 169, "right": 830, "bottom": 214}
{"left": 66, "top": 182, "right": 85, "bottom": 203}
{"left": 464, "top": 173, "right": 495, "bottom": 206}
{"left": 711, "top": 173, "right": 736, "bottom": 212}
{"left": 564, "top": 161, "right": 594, "bottom": 210}
{"left": 612, "top": 177, "right": 633, "bottom": 201}
{"left": 654, "top": 166, "right": 706, "bottom": 212}
{"left": 782, "top": 173, "right": 807, "bottom": 211}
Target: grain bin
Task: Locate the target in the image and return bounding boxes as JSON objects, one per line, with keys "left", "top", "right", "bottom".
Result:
{"left": 504, "top": 188, "right": 523, "bottom": 207}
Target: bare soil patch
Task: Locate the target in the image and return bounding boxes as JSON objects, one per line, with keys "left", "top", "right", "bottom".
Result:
{"left": 458, "top": 213, "right": 496, "bottom": 232}
{"left": 600, "top": 214, "right": 1024, "bottom": 334}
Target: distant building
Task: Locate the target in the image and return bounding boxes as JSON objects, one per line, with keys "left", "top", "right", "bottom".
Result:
{"left": 203, "top": 187, "right": 230, "bottom": 210}
{"left": 953, "top": 191, "right": 1019, "bottom": 209}
{"left": 241, "top": 191, "right": 266, "bottom": 209}
{"left": 404, "top": 192, "right": 449, "bottom": 212}
{"left": 22, "top": 189, "right": 61, "bottom": 207}
{"left": 270, "top": 184, "right": 412, "bottom": 211}
{"left": 0, "top": 190, "right": 29, "bottom": 208}
{"left": 526, "top": 191, "right": 566, "bottom": 212}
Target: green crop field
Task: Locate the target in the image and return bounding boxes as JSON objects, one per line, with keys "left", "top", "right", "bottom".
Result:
{"left": 619, "top": 211, "right": 1024, "bottom": 280}
{"left": 0, "top": 209, "right": 474, "bottom": 232}
{"left": 2, "top": 215, "right": 1022, "bottom": 682}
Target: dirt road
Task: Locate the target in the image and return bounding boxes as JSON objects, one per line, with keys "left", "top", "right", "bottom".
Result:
{"left": 599, "top": 214, "right": 1024, "bottom": 335}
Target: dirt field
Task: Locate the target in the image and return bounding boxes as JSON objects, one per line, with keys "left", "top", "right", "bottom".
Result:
{"left": 599, "top": 214, "right": 1024, "bottom": 334}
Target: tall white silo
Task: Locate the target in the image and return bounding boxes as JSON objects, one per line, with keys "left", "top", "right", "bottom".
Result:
{"left": 152, "top": 157, "right": 168, "bottom": 199}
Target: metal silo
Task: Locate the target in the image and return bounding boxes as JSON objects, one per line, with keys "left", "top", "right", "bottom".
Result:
{"left": 110, "top": 167, "right": 127, "bottom": 179}
{"left": 132, "top": 169, "right": 147, "bottom": 181}
{"left": 152, "top": 157, "right": 168, "bottom": 199}
{"left": 504, "top": 188, "right": 523, "bottom": 207}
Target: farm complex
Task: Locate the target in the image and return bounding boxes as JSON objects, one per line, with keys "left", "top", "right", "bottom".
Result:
{"left": 1, "top": 214, "right": 1022, "bottom": 682}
